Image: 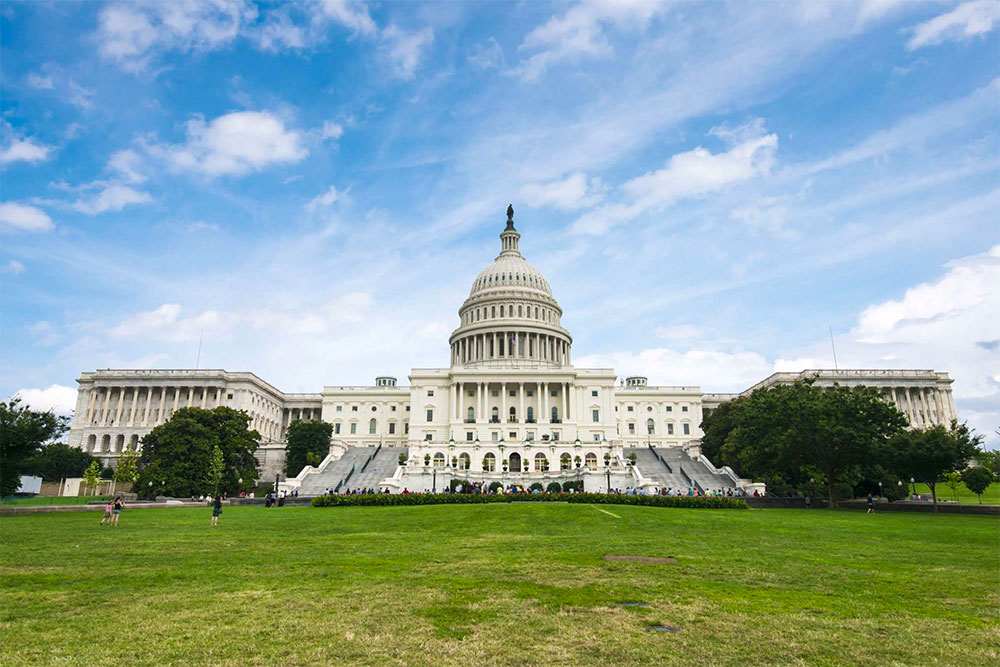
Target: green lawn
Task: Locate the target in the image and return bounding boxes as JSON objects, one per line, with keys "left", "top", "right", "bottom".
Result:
{"left": 1, "top": 495, "right": 110, "bottom": 507}
{"left": 911, "top": 481, "right": 1000, "bottom": 504}
{"left": 1, "top": 505, "right": 997, "bottom": 666}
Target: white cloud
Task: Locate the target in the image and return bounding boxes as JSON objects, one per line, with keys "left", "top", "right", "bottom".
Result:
{"left": 0, "top": 202, "right": 55, "bottom": 233}
{"left": 316, "top": 0, "right": 377, "bottom": 36}
{"left": 654, "top": 324, "right": 701, "bottom": 340}
{"left": 0, "top": 138, "right": 53, "bottom": 165}
{"left": 110, "top": 303, "right": 227, "bottom": 342}
{"left": 575, "top": 347, "right": 773, "bottom": 391}
{"left": 97, "top": 0, "right": 256, "bottom": 71}
{"left": 72, "top": 184, "right": 152, "bottom": 215}
{"left": 108, "top": 149, "right": 147, "bottom": 183}
{"left": 520, "top": 172, "right": 604, "bottom": 211}
{"left": 469, "top": 37, "right": 504, "bottom": 70}
{"left": 572, "top": 123, "right": 778, "bottom": 234}
{"left": 379, "top": 26, "right": 434, "bottom": 80}
{"left": 320, "top": 121, "right": 343, "bottom": 141}
{"left": 26, "top": 71, "right": 54, "bottom": 90}
{"left": 4, "top": 260, "right": 26, "bottom": 275}
{"left": 15, "top": 384, "right": 78, "bottom": 416}
{"left": 515, "top": 0, "right": 668, "bottom": 81}
{"left": 307, "top": 185, "right": 340, "bottom": 211}
{"left": 907, "top": 0, "right": 1000, "bottom": 50}
{"left": 157, "top": 110, "right": 307, "bottom": 177}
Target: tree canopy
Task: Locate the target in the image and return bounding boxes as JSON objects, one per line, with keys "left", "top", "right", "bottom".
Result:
{"left": 960, "top": 466, "right": 995, "bottom": 504}
{"left": 21, "top": 442, "right": 97, "bottom": 482}
{"left": 886, "top": 421, "right": 981, "bottom": 510}
{"left": 0, "top": 397, "right": 69, "bottom": 497}
{"left": 136, "top": 407, "right": 260, "bottom": 498}
{"left": 712, "top": 380, "right": 907, "bottom": 506}
{"left": 284, "top": 419, "right": 332, "bottom": 477}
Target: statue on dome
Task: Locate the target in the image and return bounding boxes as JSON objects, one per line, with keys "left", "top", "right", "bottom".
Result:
{"left": 507, "top": 204, "right": 514, "bottom": 221}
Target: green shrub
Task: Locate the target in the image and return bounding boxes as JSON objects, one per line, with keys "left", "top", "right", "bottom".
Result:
{"left": 101, "top": 466, "right": 115, "bottom": 479}
{"left": 546, "top": 482, "right": 562, "bottom": 493}
{"left": 312, "top": 492, "right": 748, "bottom": 510}
{"left": 487, "top": 481, "right": 503, "bottom": 493}
{"left": 529, "top": 482, "right": 544, "bottom": 492}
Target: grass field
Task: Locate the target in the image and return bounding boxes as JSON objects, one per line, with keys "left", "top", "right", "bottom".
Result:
{"left": 1, "top": 495, "right": 110, "bottom": 507}
{"left": 911, "top": 481, "right": 1000, "bottom": 504}
{"left": 1, "top": 505, "right": 997, "bottom": 666}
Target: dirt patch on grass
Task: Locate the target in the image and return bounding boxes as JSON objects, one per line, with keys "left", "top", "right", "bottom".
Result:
{"left": 604, "top": 555, "right": 677, "bottom": 564}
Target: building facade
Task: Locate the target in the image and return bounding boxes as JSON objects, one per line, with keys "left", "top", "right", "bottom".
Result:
{"left": 66, "top": 208, "right": 958, "bottom": 492}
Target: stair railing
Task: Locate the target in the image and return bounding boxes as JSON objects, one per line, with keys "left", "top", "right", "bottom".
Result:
{"left": 679, "top": 465, "right": 705, "bottom": 495}
{"left": 361, "top": 442, "right": 382, "bottom": 473}
{"left": 647, "top": 443, "right": 672, "bottom": 473}
{"left": 334, "top": 462, "right": 357, "bottom": 493}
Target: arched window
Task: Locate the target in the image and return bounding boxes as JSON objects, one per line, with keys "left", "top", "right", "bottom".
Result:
{"left": 535, "top": 306, "right": 539, "bottom": 318}
{"left": 509, "top": 452, "right": 522, "bottom": 472}
{"left": 492, "top": 306, "right": 496, "bottom": 317}
{"left": 433, "top": 453, "right": 446, "bottom": 467}
{"left": 551, "top": 407, "right": 559, "bottom": 422}
{"left": 534, "top": 453, "right": 549, "bottom": 472}
{"left": 87, "top": 434, "right": 96, "bottom": 453}
{"left": 369, "top": 418, "right": 377, "bottom": 434}
{"left": 560, "top": 453, "right": 572, "bottom": 470}
{"left": 526, "top": 407, "right": 534, "bottom": 423}
{"left": 115, "top": 434, "right": 124, "bottom": 453}
{"left": 101, "top": 434, "right": 110, "bottom": 452}
{"left": 467, "top": 406, "right": 475, "bottom": 422}
{"left": 500, "top": 305, "right": 505, "bottom": 317}
{"left": 476, "top": 308, "right": 480, "bottom": 321}
{"left": 483, "top": 453, "right": 496, "bottom": 471}
{"left": 491, "top": 406, "right": 499, "bottom": 423}
{"left": 647, "top": 418, "right": 655, "bottom": 435}
{"left": 585, "top": 453, "right": 598, "bottom": 470}
{"left": 509, "top": 406, "right": 517, "bottom": 422}
{"left": 458, "top": 453, "right": 471, "bottom": 470}
{"left": 518, "top": 305, "right": 523, "bottom": 317}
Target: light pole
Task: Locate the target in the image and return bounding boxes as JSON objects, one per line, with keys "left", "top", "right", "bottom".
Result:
{"left": 910, "top": 477, "right": 916, "bottom": 498}
{"left": 605, "top": 465, "right": 611, "bottom": 494}
{"left": 878, "top": 481, "right": 882, "bottom": 499}
{"left": 432, "top": 466, "right": 437, "bottom": 494}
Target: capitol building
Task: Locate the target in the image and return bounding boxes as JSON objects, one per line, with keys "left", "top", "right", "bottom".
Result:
{"left": 66, "top": 207, "right": 959, "bottom": 495}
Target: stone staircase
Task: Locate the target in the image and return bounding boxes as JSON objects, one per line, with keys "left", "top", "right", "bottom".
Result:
{"left": 295, "top": 447, "right": 375, "bottom": 496}
{"left": 343, "top": 446, "right": 405, "bottom": 492}
{"left": 627, "top": 446, "right": 737, "bottom": 493}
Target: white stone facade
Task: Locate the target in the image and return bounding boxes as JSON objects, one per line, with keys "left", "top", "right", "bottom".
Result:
{"left": 66, "top": 208, "right": 959, "bottom": 488}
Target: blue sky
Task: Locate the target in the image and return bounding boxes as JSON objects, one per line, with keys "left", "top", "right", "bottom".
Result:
{"left": 1, "top": 1, "right": 998, "bottom": 445}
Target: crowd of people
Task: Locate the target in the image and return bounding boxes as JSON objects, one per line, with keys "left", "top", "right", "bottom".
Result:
{"left": 319, "top": 482, "right": 756, "bottom": 496}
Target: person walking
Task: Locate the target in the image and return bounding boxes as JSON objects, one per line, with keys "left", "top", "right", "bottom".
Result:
{"left": 211, "top": 495, "right": 223, "bottom": 526}
{"left": 99, "top": 499, "right": 113, "bottom": 525}
{"left": 866, "top": 492, "right": 875, "bottom": 514}
{"left": 111, "top": 495, "right": 124, "bottom": 526}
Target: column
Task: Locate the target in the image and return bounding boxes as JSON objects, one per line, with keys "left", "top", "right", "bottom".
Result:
{"left": 128, "top": 387, "right": 139, "bottom": 426}
{"left": 925, "top": 388, "right": 935, "bottom": 424}
{"left": 114, "top": 388, "right": 125, "bottom": 425}
{"left": 479, "top": 382, "right": 485, "bottom": 422}
{"left": 502, "top": 382, "right": 507, "bottom": 424}
{"left": 158, "top": 387, "right": 167, "bottom": 423}
{"left": 562, "top": 383, "right": 567, "bottom": 421}
{"left": 200, "top": 387, "right": 207, "bottom": 409}
{"left": 902, "top": 388, "right": 913, "bottom": 424}
{"left": 541, "top": 382, "right": 548, "bottom": 423}
{"left": 567, "top": 382, "right": 573, "bottom": 420}
{"left": 492, "top": 332, "right": 497, "bottom": 360}
{"left": 452, "top": 383, "right": 458, "bottom": 421}
{"left": 142, "top": 388, "right": 152, "bottom": 425}
{"left": 519, "top": 382, "right": 524, "bottom": 424}
{"left": 187, "top": 386, "right": 194, "bottom": 408}
{"left": 566, "top": 343, "right": 571, "bottom": 365}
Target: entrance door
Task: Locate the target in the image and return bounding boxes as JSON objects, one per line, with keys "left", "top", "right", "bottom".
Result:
{"left": 509, "top": 452, "right": 522, "bottom": 472}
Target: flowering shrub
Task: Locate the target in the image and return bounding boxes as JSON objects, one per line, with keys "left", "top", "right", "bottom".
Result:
{"left": 312, "top": 492, "right": 747, "bottom": 509}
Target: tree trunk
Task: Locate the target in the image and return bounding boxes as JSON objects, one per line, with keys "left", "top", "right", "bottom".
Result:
{"left": 827, "top": 479, "right": 837, "bottom": 508}
{"left": 929, "top": 481, "right": 938, "bottom": 512}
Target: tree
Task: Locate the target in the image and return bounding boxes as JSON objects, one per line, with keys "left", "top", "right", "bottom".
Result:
{"left": 975, "top": 447, "right": 1000, "bottom": 476}
{"left": 700, "top": 398, "right": 744, "bottom": 467}
{"left": 0, "top": 397, "right": 69, "bottom": 497}
{"left": 960, "top": 466, "right": 994, "bottom": 504}
{"left": 21, "top": 443, "right": 96, "bottom": 482}
{"left": 942, "top": 471, "right": 962, "bottom": 502}
{"left": 887, "top": 421, "right": 981, "bottom": 512}
{"left": 724, "top": 380, "right": 907, "bottom": 507}
{"left": 284, "top": 420, "right": 333, "bottom": 477}
{"left": 114, "top": 446, "right": 140, "bottom": 491}
{"left": 208, "top": 445, "right": 225, "bottom": 495}
{"left": 135, "top": 407, "right": 260, "bottom": 498}
{"left": 82, "top": 460, "right": 101, "bottom": 496}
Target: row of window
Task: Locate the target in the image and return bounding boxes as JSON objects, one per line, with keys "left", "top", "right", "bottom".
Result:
{"left": 626, "top": 420, "right": 691, "bottom": 435}
{"left": 623, "top": 404, "right": 689, "bottom": 412}
{"left": 463, "top": 303, "right": 556, "bottom": 325}
{"left": 334, "top": 404, "right": 410, "bottom": 413}
{"left": 334, "top": 419, "right": 410, "bottom": 436}
{"left": 426, "top": 452, "right": 608, "bottom": 472}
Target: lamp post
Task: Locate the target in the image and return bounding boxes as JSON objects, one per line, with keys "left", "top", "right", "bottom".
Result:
{"left": 605, "top": 465, "right": 611, "bottom": 494}
{"left": 910, "top": 477, "right": 916, "bottom": 498}
{"left": 878, "top": 481, "right": 882, "bottom": 499}
{"left": 432, "top": 466, "right": 437, "bottom": 494}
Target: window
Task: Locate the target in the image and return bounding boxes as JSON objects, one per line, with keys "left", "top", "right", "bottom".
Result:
{"left": 509, "top": 431, "right": 516, "bottom": 439}
{"left": 350, "top": 423, "right": 357, "bottom": 434}
{"left": 491, "top": 406, "right": 499, "bottom": 422}
{"left": 459, "top": 453, "right": 470, "bottom": 470}
{"left": 388, "top": 423, "right": 395, "bottom": 434}
{"left": 426, "top": 409, "right": 433, "bottom": 422}
{"left": 551, "top": 407, "right": 558, "bottom": 421}
{"left": 433, "top": 453, "right": 445, "bottom": 468}
{"left": 468, "top": 390, "right": 474, "bottom": 396}
{"left": 404, "top": 422, "right": 409, "bottom": 434}
{"left": 369, "top": 418, "right": 377, "bottom": 434}
{"left": 682, "top": 406, "right": 688, "bottom": 412}
{"left": 483, "top": 453, "right": 496, "bottom": 472}
{"left": 509, "top": 390, "right": 515, "bottom": 396}
{"left": 334, "top": 423, "right": 341, "bottom": 434}
{"left": 560, "top": 453, "right": 571, "bottom": 470}
{"left": 593, "top": 433, "right": 601, "bottom": 442}
{"left": 647, "top": 406, "right": 653, "bottom": 412}
{"left": 466, "top": 432, "right": 474, "bottom": 441}
{"left": 526, "top": 407, "right": 534, "bottom": 422}
{"left": 526, "top": 432, "right": 534, "bottom": 441}
{"left": 227, "top": 393, "right": 233, "bottom": 400}
{"left": 352, "top": 406, "right": 358, "bottom": 412}
{"left": 628, "top": 423, "right": 635, "bottom": 434}
{"left": 425, "top": 433, "right": 433, "bottom": 441}
{"left": 427, "top": 390, "right": 434, "bottom": 397}
{"left": 492, "top": 306, "right": 496, "bottom": 317}
{"left": 552, "top": 431, "right": 559, "bottom": 441}
{"left": 534, "top": 453, "right": 548, "bottom": 472}
{"left": 627, "top": 406, "right": 634, "bottom": 412}
{"left": 492, "top": 432, "right": 499, "bottom": 441}
{"left": 592, "top": 409, "right": 599, "bottom": 422}
{"left": 405, "top": 405, "right": 410, "bottom": 411}
{"left": 492, "top": 390, "right": 498, "bottom": 397}
{"left": 371, "top": 406, "right": 377, "bottom": 412}
{"left": 391, "top": 405, "right": 396, "bottom": 412}
{"left": 336, "top": 406, "right": 342, "bottom": 412}
{"left": 647, "top": 419, "right": 655, "bottom": 435}
{"left": 527, "top": 390, "right": 533, "bottom": 397}
{"left": 585, "top": 453, "right": 598, "bottom": 470}
{"left": 683, "top": 423, "right": 690, "bottom": 435}
{"left": 666, "top": 406, "right": 672, "bottom": 412}
{"left": 550, "top": 390, "right": 557, "bottom": 397}
{"left": 667, "top": 423, "right": 674, "bottom": 435}
{"left": 467, "top": 407, "right": 475, "bottom": 422}
{"left": 591, "top": 390, "right": 598, "bottom": 397}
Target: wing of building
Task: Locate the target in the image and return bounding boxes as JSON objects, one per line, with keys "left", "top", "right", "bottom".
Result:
{"left": 66, "top": 208, "right": 958, "bottom": 495}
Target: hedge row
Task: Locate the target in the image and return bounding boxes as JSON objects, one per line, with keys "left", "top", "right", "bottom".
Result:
{"left": 312, "top": 492, "right": 747, "bottom": 510}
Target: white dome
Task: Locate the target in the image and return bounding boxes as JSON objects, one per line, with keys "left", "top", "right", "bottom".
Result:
{"left": 469, "top": 255, "right": 552, "bottom": 297}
